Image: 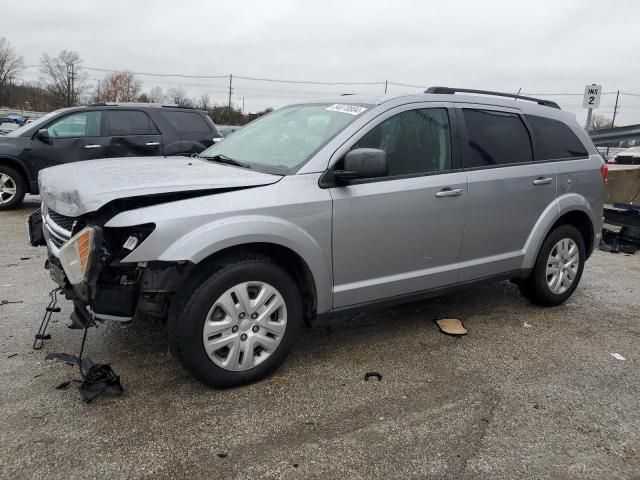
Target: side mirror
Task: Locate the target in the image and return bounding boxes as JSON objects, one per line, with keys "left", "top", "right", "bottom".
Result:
{"left": 334, "top": 148, "right": 388, "bottom": 183}
{"left": 36, "top": 128, "right": 50, "bottom": 140}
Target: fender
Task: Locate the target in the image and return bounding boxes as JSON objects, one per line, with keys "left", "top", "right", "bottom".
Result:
{"left": 0, "top": 155, "right": 35, "bottom": 192}
{"left": 120, "top": 214, "right": 333, "bottom": 313}
{"left": 521, "top": 193, "right": 596, "bottom": 269}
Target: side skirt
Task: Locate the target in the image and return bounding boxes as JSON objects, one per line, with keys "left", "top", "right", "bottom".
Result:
{"left": 318, "top": 269, "right": 531, "bottom": 320}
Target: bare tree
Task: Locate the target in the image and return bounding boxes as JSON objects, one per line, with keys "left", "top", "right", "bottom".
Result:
{"left": 100, "top": 72, "right": 142, "bottom": 102}
{"left": 40, "top": 50, "right": 84, "bottom": 107}
{"left": 591, "top": 115, "right": 613, "bottom": 131}
{"left": 148, "top": 86, "right": 164, "bottom": 103}
{"left": 167, "top": 87, "right": 192, "bottom": 107}
{"left": 0, "top": 38, "right": 25, "bottom": 104}
{"left": 196, "top": 93, "right": 211, "bottom": 111}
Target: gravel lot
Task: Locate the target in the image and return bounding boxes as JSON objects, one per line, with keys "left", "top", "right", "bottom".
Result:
{"left": 1, "top": 196, "right": 639, "bottom": 480}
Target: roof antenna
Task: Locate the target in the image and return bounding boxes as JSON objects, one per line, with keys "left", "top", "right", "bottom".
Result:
{"left": 514, "top": 88, "right": 522, "bottom": 101}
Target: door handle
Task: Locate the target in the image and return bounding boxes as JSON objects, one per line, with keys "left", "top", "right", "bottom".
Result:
{"left": 145, "top": 142, "right": 160, "bottom": 146}
{"left": 533, "top": 177, "right": 553, "bottom": 185}
{"left": 435, "top": 188, "right": 464, "bottom": 198}
{"left": 84, "top": 144, "right": 101, "bottom": 149}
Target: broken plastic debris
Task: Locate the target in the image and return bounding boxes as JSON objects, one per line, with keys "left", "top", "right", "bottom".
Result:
{"left": 436, "top": 318, "right": 467, "bottom": 336}
{"left": 611, "top": 353, "right": 626, "bottom": 361}
{"left": 364, "top": 372, "right": 383, "bottom": 381}
{"left": 523, "top": 322, "right": 532, "bottom": 328}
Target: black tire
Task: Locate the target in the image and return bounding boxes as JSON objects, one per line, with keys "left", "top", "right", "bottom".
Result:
{"left": 168, "top": 254, "right": 302, "bottom": 388}
{"left": 519, "top": 224, "right": 586, "bottom": 306}
{"left": 0, "top": 165, "right": 26, "bottom": 210}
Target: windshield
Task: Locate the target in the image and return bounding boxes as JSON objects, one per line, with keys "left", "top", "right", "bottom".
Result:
{"left": 5, "top": 109, "right": 67, "bottom": 137}
{"left": 199, "top": 103, "right": 370, "bottom": 174}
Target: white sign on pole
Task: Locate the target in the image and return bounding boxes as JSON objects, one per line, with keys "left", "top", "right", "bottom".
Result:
{"left": 583, "top": 84, "right": 602, "bottom": 109}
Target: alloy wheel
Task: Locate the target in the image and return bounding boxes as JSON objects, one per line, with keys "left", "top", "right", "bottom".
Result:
{"left": 546, "top": 238, "right": 580, "bottom": 295}
{"left": 0, "top": 173, "right": 17, "bottom": 205}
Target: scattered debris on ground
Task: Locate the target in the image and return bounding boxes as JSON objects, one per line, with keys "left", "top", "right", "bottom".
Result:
{"left": 0, "top": 299, "right": 24, "bottom": 306}
{"left": 600, "top": 230, "right": 638, "bottom": 254}
{"left": 436, "top": 318, "right": 468, "bottom": 336}
{"left": 611, "top": 353, "right": 626, "bottom": 361}
{"left": 364, "top": 372, "right": 383, "bottom": 382}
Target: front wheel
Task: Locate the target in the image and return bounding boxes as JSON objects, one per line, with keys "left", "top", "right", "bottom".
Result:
{"left": 519, "top": 225, "right": 586, "bottom": 306}
{"left": 169, "top": 255, "right": 302, "bottom": 388}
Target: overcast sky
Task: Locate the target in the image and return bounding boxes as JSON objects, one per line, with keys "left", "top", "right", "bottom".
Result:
{"left": 4, "top": 0, "right": 640, "bottom": 124}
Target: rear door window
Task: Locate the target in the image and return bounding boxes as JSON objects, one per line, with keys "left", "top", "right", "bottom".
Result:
{"left": 106, "top": 111, "right": 158, "bottom": 136}
{"left": 462, "top": 109, "right": 533, "bottom": 167}
{"left": 525, "top": 115, "right": 588, "bottom": 159}
{"left": 160, "top": 111, "right": 211, "bottom": 133}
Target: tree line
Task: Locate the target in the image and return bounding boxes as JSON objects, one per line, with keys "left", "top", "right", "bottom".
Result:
{"left": 0, "top": 38, "right": 270, "bottom": 125}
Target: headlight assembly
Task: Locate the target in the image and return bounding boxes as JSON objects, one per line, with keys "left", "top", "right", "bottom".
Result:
{"left": 58, "top": 226, "right": 97, "bottom": 285}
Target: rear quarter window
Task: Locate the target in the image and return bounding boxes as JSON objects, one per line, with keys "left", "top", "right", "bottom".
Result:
{"left": 525, "top": 115, "right": 588, "bottom": 160}
{"left": 160, "top": 111, "right": 212, "bottom": 134}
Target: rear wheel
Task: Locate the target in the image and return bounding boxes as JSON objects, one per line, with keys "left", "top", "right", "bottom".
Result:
{"left": 169, "top": 255, "right": 302, "bottom": 388}
{"left": 519, "top": 225, "right": 585, "bottom": 306}
{"left": 0, "top": 166, "right": 26, "bottom": 210}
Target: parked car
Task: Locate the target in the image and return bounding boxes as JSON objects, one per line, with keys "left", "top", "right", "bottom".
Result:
{"left": 217, "top": 125, "right": 241, "bottom": 137}
{"left": 29, "top": 87, "right": 605, "bottom": 388}
{"left": 0, "top": 122, "right": 20, "bottom": 135}
{"left": 0, "top": 103, "right": 222, "bottom": 209}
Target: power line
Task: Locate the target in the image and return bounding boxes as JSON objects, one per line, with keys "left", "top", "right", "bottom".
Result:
{"left": 234, "top": 74, "right": 385, "bottom": 86}
{"left": 20, "top": 64, "right": 640, "bottom": 95}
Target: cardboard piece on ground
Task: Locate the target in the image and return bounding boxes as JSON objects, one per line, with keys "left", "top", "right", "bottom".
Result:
{"left": 436, "top": 318, "right": 467, "bottom": 336}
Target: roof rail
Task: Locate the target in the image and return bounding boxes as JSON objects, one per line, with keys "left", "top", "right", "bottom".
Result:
{"left": 87, "top": 102, "right": 193, "bottom": 109}
{"left": 424, "top": 86, "right": 561, "bottom": 109}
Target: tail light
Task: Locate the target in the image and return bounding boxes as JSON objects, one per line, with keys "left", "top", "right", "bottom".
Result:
{"left": 600, "top": 162, "right": 608, "bottom": 185}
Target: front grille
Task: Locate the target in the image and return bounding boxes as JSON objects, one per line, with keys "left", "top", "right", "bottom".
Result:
{"left": 42, "top": 204, "right": 75, "bottom": 256}
{"left": 48, "top": 209, "right": 76, "bottom": 232}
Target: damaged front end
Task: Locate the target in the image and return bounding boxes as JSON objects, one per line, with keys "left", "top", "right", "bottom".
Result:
{"left": 29, "top": 204, "right": 190, "bottom": 329}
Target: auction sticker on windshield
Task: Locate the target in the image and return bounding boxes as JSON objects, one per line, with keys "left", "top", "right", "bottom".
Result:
{"left": 326, "top": 104, "right": 368, "bottom": 116}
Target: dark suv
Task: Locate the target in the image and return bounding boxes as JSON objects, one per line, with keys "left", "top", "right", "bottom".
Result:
{"left": 0, "top": 103, "right": 221, "bottom": 209}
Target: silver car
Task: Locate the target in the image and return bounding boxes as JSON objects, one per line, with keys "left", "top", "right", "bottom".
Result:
{"left": 30, "top": 87, "right": 606, "bottom": 387}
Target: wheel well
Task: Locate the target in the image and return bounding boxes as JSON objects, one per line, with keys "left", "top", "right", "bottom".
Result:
{"left": 551, "top": 210, "right": 595, "bottom": 257}
{"left": 0, "top": 157, "right": 32, "bottom": 192}
{"left": 201, "top": 243, "right": 318, "bottom": 320}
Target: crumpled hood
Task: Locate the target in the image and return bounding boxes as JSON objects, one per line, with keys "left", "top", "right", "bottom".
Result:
{"left": 39, "top": 156, "right": 282, "bottom": 217}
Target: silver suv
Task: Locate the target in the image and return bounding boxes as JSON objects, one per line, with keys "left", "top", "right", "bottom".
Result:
{"left": 29, "top": 87, "right": 606, "bottom": 387}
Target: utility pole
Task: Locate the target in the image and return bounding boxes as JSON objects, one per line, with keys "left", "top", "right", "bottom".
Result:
{"left": 228, "top": 74, "right": 233, "bottom": 125}
{"left": 9, "top": 77, "right": 13, "bottom": 106}
{"left": 384, "top": 80, "right": 388, "bottom": 94}
{"left": 606, "top": 90, "right": 620, "bottom": 156}
{"left": 66, "top": 63, "right": 73, "bottom": 107}
{"left": 611, "top": 89, "right": 620, "bottom": 127}
{"left": 242, "top": 96, "right": 245, "bottom": 114}
{"left": 71, "top": 63, "right": 75, "bottom": 106}
{"left": 96, "top": 79, "right": 101, "bottom": 102}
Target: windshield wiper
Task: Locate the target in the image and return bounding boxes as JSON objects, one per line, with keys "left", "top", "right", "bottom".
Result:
{"left": 201, "top": 154, "right": 251, "bottom": 169}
